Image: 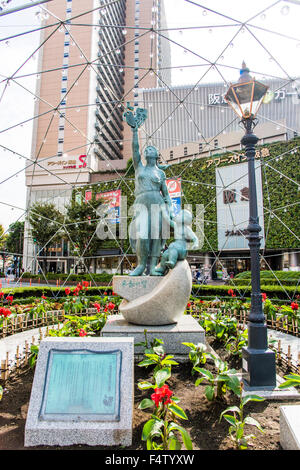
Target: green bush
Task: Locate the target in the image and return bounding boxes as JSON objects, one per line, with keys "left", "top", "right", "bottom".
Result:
{"left": 20, "top": 272, "right": 114, "bottom": 283}
{"left": 233, "top": 270, "right": 300, "bottom": 286}
{"left": 1, "top": 285, "right": 114, "bottom": 301}
{"left": 190, "top": 284, "right": 298, "bottom": 301}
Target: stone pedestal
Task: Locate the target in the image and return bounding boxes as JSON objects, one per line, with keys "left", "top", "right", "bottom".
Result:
{"left": 112, "top": 260, "right": 192, "bottom": 325}
{"left": 101, "top": 314, "right": 205, "bottom": 360}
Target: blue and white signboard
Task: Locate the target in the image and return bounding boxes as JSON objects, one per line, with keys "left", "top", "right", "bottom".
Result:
{"left": 216, "top": 161, "right": 265, "bottom": 250}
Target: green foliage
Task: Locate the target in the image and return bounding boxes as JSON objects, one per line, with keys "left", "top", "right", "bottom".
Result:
{"left": 225, "top": 329, "right": 248, "bottom": 357}
{"left": 48, "top": 312, "right": 106, "bottom": 337}
{"left": 194, "top": 356, "right": 240, "bottom": 401}
{"left": 182, "top": 341, "right": 214, "bottom": 373}
{"left": 201, "top": 311, "right": 239, "bottom": 342}
{"left": 137, "top": 337, "right": 178, "bottom": 374}
{"left": 233, "top": 270, "right": 300, "bottom": 286}
{"left": 278, "top": 373, "right": 300, "bottom": 390}
{"left": 64, "top": 193, "right": 102, "bottom": 269}
{"left": 29, "top": 345, "right": 39, "bottom": 369}
{"left": 28, "top": 202, "right": 64, "bottom": 248}
{"left": 220, "top": 383, "right": 265, "bottom": 450}
{"left": 137, "top": 338, "right": 192, "bottom": 451}
{"left": 5, "top": 221, "right": 24, "bottom": 255}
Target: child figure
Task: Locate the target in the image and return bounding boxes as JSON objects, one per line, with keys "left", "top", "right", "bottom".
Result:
{"left": 155, "top": 209, "right": 199, "bottom": 275}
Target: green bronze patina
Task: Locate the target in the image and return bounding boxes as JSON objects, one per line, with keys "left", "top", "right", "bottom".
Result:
{"left": 123, "top": 104, "right": 198, "bottom": 277}
{"left": 155, "top": 209, "right": 199, "bottom": 275}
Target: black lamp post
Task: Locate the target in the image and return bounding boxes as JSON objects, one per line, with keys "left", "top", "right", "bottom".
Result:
{"left": 224, "top": 63, "right": 276, "bottom": 389}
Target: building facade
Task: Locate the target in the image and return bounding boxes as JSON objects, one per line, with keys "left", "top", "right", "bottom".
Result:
{"left": 137, "top": 78, "right": 300, "bottom": 162}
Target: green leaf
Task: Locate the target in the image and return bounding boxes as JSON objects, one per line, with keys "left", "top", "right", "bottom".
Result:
{"left": 169, "top": 423, "right": 193, "bottom": 450}
{"left": 168, "top": 437, "right": 181, "bottom": 450}
{"left": 137, "top": 381, "right": 155, "bottom": 390}
{"left": 168, "top": 402, "right": 188, "bottom": 420}
{"left": 244, "top": 416, "right": 264, "bottom": 432}
{"left": 152, "top": 345, "right": 165, "bottom": 356}
{"left": 182, "top": 342, "right": 196, "bottom": 349}
{"left": 138, "top": 398, "right": 155, "bottom": 410}
{"left": 220, "top": 405, "right": 241, "bottom": 421}
{"left": 227, "top": 376, "right": 242, "bottom": 396}
{"left": 138, "top": 358, "right": 156, "bottom": 367}
{"left": 242, "top": 394, "right": 265, "bottom": 407}
{"left": 222, "top": 414, "right": 237, "bottom": 427}
{"left": 205, "top": 385, "right": 215, "bottom": 401}
{"left": 154, "top": 367, "right": 171, "bottom": 387}
{"left": 142, "top": 419, "right": 160, "bottom": 441}
{"left": 195, "top": 368, "right": 214, "bottom": 381}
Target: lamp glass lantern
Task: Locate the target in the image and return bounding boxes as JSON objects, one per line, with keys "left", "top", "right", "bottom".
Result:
{"left": 224, "top": 63, "right": 269, "bottom": 120}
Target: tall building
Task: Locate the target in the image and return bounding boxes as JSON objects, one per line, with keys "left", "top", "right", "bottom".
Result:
{"left": 23, "top": 0, "right": 171, "bottom": 272}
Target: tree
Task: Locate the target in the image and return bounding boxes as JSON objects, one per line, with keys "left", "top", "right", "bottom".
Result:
{"left": 64, "top": 194, "right": 102, "bottom": 272}
{"left": 28, "top": 202, "right": 64, "bottom": 274}
{"left": 5, "top": 221, "right": 25, "bottom": 277}
{"left": 0, "top": 224, "right": 7, "bottom": 274}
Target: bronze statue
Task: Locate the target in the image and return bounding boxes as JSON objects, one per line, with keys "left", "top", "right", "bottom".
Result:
{"left": 124, "top": 104, "right": 173, "bottom": 276}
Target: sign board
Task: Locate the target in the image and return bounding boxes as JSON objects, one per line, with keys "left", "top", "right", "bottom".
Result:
{"left": 166, "top": 178, "right": 181, "bottom": 216}
{"left": 96, "top": 189, "right": 121, "bottom": 224}
{"left": 25, "top": 337, "right": 134, "bottom": 447}
{"left": 216, "top": 162, "right": 265, "bottom": 250}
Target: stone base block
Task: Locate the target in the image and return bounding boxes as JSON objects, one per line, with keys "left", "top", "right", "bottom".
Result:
{"left": 101, "top": 314, "right": 205, "bottom": 359}
{"left": 280, "top": 405, "right": 300, "bottom": 450}
{"left": 25, "top": 337, "right": 134, "bottom": 448}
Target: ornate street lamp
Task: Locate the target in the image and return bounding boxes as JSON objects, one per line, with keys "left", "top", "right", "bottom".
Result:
{"left": 224, "top": 63, "right": 276, "bottom": 389}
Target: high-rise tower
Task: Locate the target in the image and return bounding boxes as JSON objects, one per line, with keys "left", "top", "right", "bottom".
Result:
{"left": 23, "top": 0, "right": 171, "bottom": 272}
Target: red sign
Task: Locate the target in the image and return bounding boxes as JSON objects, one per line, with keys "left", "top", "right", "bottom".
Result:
{"left": 78, "top": 154, "right": 87, "bottom": 168}
{"left": 166, "top": 178, "right": 181, "bottom": 198}
{"left": 85, "top": 190, "right": 92, "bottom": 201}
{"left": 96, "top": 189, "right": 121, "bottom": 207}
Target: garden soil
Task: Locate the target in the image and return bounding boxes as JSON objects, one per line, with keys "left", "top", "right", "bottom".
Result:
{"left": 0, "top": 337, "right": 299, "bottom": 452}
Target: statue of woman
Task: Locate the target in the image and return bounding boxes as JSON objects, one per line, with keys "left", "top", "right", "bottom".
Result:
{"left": 124, "top": 105, "right": 173, "bottom": 276}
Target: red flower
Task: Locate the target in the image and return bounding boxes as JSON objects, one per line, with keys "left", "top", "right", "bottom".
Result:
{"left": 6, "top": 295, "right": 13, "bottom": 304}
{"left": 0, "top": 307, "right": 11, "bottom": 317}
{"left": 262, "top": 293, "right": 267, "bottom": 302}
{"left": 65, "top": 288, "right": 71, "bottom": 296}
{"left": 78, "top": 328, "right": 87, "bottom": 337}
{"left": 77, "top": 283, "right": 83, "bottom": 291}
{"left": 93, "top": 302, "right": 101, "bottom": 312}
{"left": 187, "top": 302, "right": 191, "bottom": 308}
{"left": 112, "top": 292, "right": 116, "bottom": 296}
{"left": 228, "top": 289, "right": 234, "bottom": 296}
{"left": 41, "top": 295, "right": 46, "bottom": 300}
{"left": 291, "top": 302, "right": 299, "bottom": 311}
{"left": 0, "top": 292, "right": 4, "bottom": 298}
{"left": 107, "top": 302, "right": 115, "bottom": 310}
{"left": 73, "top": 288, "right": 79, "bottom": 296}
{"left": 104, "top": 291, "right": 107, "bottom": 296}
{"left": 199, "top": 300, "right": 204, "bottom": 303}
{"left": 151, "top": 385, "right": 173, "bottom": 407}
{"left": 82, "top": 281, "right": 89, "bottom": 288}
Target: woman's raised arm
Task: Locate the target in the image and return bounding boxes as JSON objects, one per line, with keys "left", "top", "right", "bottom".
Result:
{"left": 132, "top": 127, "right": 142, "bottom": 169}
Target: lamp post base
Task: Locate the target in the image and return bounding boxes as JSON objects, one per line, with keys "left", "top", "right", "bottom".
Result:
{"left": 242, "top": 346, "right": 276, "bottom": 389}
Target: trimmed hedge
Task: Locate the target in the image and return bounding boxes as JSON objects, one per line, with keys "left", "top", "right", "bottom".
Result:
{"left": 191, "top": 284, "right": 299, "bottom": 301}
{"left": 21, "top": 272, "right": 114, "bottom": 283}
{"left": 233, "top": 270, "right": 300, "bottom": 286}
{"left": 2, "top": 283, "right": 298, "bottom": 302}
